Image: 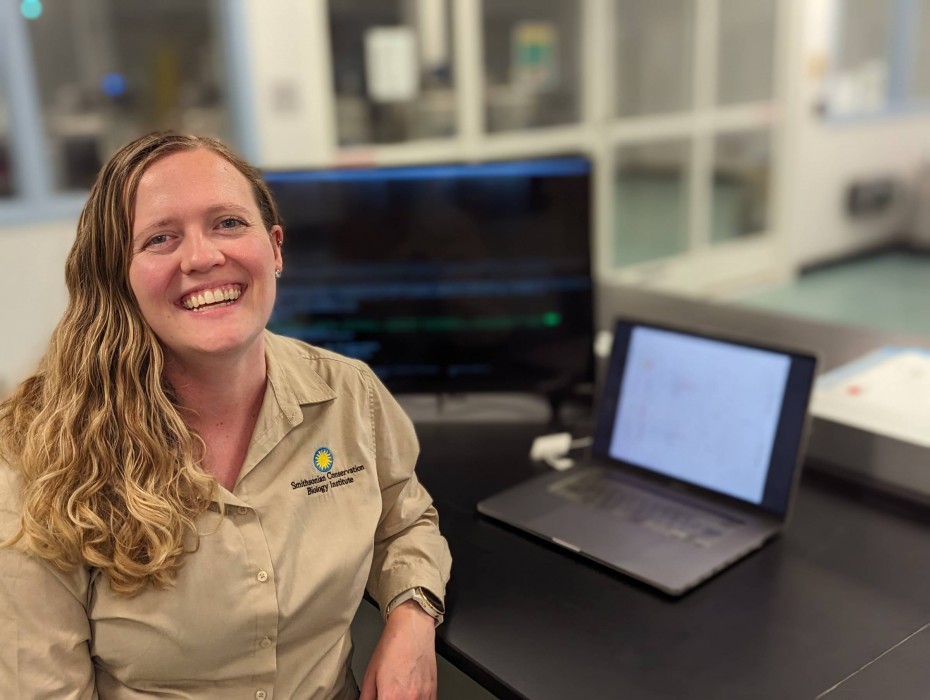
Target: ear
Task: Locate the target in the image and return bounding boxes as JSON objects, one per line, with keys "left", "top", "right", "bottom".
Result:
{"left": 270, "top": 225, "right": 284, "bottom": 270}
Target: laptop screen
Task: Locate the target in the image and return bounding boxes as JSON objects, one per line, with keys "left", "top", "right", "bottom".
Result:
{"left": 594, "top": 321, "right": 817, "bottom": 515}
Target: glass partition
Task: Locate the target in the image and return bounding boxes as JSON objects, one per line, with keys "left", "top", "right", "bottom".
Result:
{"left": 482, "top": 0, "right": 582, "bottom": 132}
{"left": 829, "top": 0, "right": 894, "bottom": 115}
{"left": 25, "top": 0, "right": 233, "bottom": 191}
{"left": 716, "top": 0, "right": 777, "bottom": 106}
{"left": 329, "top": 0, "right": 456, "bottom": 146}
{"left": 613, "top": 141, "right": 691, "bottom": 266}
{"left": 909, "top": 0, "right": 930, "bottom": 103}
{"left": 710, "top": 130, "right": 771, "bottom": 243}
{"left": 615, "top": 0, "right": 695, "bottom": 118}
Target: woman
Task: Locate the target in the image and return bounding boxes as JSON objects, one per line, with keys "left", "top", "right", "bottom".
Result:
{"left": 0, "top": 132, "right": 451, "bottom": 699}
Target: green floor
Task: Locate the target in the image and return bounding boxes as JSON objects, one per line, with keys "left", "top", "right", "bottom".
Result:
{"left": 734, "top": 249, "right": 930, "bottom": 338}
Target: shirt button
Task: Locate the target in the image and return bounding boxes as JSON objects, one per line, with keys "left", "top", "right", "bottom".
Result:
{"left": 257, "top": 570, "right": 269, "bottom": 582}
{"left": 237, "top": 506, "right": 249, "bottom": 515}
{"left": 255, "top": 692, "right": 267, "bottom": 700}
{"left": 260, "top": 636, "right": 273, "bottom": 648}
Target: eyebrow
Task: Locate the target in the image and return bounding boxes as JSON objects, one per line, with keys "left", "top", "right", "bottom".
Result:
{"left": 133, "top": 203, "right": 255, "bottom": 242}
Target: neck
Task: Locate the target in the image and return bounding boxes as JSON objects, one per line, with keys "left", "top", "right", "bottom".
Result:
{"left": 164, "top": 339, "right": 268, "bottom": 428}
{"left": 163, "top": 339, "right": 269, "bottom": 490}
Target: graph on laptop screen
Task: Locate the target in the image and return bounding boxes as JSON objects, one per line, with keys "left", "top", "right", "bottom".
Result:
{"left": 609, "top": 326, "right": 791, "bottom": 504}
{"left": 263, "top": 157, "right": 594, "bottom": 397}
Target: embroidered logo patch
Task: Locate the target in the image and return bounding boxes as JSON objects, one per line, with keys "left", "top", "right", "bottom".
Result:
{"left": 313, "top": 447, "right": 334, "bottom": 473}
{"left": 291, "top": 453, "right": 368, "bottom": 496}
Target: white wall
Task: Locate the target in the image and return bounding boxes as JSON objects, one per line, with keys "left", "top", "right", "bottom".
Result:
{"left": 787, "top": 115, "right": 930, "bottom": 264}
{"left": 0, "top": 218, "right": 75, "bottom": 394}
{"left": 786, "top": 0, "right": 930, "bottom": 267}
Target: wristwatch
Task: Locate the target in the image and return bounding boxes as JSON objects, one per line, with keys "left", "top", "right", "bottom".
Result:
{"left": 386, "top": 586, "right": 445, "bottom": 625}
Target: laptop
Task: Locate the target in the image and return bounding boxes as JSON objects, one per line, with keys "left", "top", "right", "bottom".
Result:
{"left": 478, "top": 318, "right": 818, "bottom": 596}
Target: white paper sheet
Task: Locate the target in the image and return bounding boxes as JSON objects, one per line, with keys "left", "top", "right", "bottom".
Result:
{"left": 811, "top": 347, "right": 930, "bottom": 448}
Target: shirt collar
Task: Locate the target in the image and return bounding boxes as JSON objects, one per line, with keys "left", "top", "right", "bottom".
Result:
{"left": 264, "top": 331, "right": 337, "bottom": 426}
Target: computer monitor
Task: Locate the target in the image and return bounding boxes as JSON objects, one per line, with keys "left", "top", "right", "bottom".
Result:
{"left": 263, "top": 156, "right": 594, "bottom": 401}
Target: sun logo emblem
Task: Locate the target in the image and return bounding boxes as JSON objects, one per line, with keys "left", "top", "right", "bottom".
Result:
{"left": 313, "top": 447, "right": 334, "bottom": 473}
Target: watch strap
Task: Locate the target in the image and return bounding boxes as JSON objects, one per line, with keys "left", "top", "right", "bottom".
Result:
{"left": 386, "top": 586, "right": 445, "bottom": 625}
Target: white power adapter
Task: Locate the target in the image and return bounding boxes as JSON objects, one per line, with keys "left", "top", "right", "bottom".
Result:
{"left": 530, "top": 432, "right": 590, "bottom": 471}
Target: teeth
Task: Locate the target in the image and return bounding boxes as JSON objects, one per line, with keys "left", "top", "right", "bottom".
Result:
{"left": 182, "top": 286, "right": 242, "bottom": 310}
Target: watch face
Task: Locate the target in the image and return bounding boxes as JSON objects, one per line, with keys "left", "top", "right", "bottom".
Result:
{"left": 417, "top": 587, "right": 445, "bottom": 615}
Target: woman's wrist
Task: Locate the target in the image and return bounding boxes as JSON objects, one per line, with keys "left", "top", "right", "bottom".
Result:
{"left": 385, "top": 599, "right": 439, "bottom": 631}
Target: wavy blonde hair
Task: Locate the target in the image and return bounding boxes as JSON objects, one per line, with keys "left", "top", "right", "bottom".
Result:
{"left": 0, "top": 132, "right": 281, "bottom": 596}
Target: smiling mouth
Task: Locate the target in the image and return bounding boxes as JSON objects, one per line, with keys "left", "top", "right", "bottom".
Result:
{"left": 180, "top": 285, "right": 243, "bottom": 311}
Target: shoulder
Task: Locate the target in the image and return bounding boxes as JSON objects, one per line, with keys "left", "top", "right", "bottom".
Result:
{"left": 264, "top": 331, "right": 379, "bottom": 395}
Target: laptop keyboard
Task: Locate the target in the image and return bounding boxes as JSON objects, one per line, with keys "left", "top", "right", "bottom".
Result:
{"left": 549, "top": 470, "right": 740, "bottom": 548}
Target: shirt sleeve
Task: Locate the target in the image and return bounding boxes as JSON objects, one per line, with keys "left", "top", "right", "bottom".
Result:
{"left": 0, "top": 468, "right": 98, "bottom": 699}
{"left": 364, "top": 372, "right": 452, "bottom": 619}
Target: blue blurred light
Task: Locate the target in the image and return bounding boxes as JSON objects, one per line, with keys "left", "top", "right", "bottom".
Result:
{"left": 20, "top": 0, "right": 43, "bottom": 20}
{"left": 100, "top": 73, "right": 128, "bottom": 98}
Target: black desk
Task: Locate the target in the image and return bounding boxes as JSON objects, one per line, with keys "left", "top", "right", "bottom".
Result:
{"left": 418, "top": 421, "right": 930, "bottom": 699}
{"left": 414, "top": 286, "right": 930, "bottom": 699}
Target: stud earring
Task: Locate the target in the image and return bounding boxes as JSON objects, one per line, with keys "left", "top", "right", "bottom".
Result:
{"left": 274, "top": 269, "right": 282, "bottom": 279}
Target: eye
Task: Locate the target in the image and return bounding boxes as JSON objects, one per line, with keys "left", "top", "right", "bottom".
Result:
{"left": 143, "top": 233, "right": 171, "bottom": 249}
{"left": 218, "top": 217, "right": 245, "bottom": 230}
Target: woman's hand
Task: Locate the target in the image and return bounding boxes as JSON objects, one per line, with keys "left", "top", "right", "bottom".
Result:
{"left": 360, "top": 600, "right": 438, "bottom": 700}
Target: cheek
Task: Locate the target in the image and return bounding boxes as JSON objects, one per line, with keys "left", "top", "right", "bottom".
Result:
{"left": 244, "top": 239, "right": 279, "bottom": 276}
{"left": 127, "top": 263, "right": 149, "bottom": 304}
{"left": 128, "top": 259, "right": 169, "bottom": 307}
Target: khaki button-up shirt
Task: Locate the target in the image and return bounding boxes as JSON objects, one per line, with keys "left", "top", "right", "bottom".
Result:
{"left": 0, "top": 332, "right": 452, "bottom": 699}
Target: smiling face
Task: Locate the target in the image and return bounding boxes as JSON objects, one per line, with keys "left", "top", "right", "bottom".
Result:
{"left": 128, "top": 148, "right": 283, "bottom": 369}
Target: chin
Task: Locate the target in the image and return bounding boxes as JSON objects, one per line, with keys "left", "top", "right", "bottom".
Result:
{"left": 168, "top": 329, "right": 266, "bottom": 364}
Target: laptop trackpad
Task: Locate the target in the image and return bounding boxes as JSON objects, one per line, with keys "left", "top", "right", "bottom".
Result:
{"left": 546, "top": 469, "right": 739, "bottom": 547}
{"left": 529, "top": 501, "right": 703, "bottom": 561}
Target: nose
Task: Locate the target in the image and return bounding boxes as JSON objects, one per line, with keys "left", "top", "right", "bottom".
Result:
{"left": 179, "top": 230, "right": 224, "bottom": 274}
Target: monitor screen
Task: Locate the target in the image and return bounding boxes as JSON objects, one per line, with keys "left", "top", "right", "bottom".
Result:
{"left": 263, "top": 156, "right": 594, "bottom": 396}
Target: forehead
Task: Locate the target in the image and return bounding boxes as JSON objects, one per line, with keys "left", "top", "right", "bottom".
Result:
{"left": 133, "top": 149, "right": 256, "bottom": 222}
